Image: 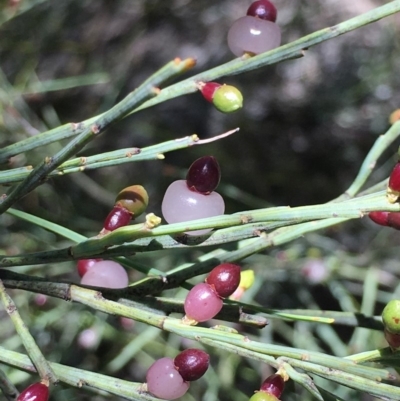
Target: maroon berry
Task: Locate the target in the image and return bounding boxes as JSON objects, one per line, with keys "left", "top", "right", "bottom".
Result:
{"left": 103, "top": 206, "right": 132, "bottom": 231}
{"left": 186, "top": 156, "right": 221, "bottom": 194}
{"left": 199, "top": 82, "right": 222, "bottom": 103}
{"left": 260, "top": 374, "right": 285, "bottom": 398}
{"left": 174, "top": 349, "right": 210, "bottom": 381}
{"left": 17, "top": 382, "right": 49, "bottom": 401}
{"left": 388, "top": 212, "right": 400, "bottom": 230}
{"left": 206, "top": 263, "right": 241, "bottom": 298}
{"left": 368, "top": 211, "right": 389, "bottom": 227}
{"left": 247, "top": 0, "right": 277, "bottom": 22}
{"left": 184, "top": 283, "right": 223, "bottom": 322}
{"left": 387, "top": 162, "right": 400, "bottom": 203}
{"left": 77, "top": 258, "right": 102, "bottom": 277}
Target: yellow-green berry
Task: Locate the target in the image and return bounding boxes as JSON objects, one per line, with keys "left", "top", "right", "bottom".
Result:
{"left": 249, "top": 391, "right": 279, "bottom": 401}
{"left": 212, "top": 84, "right": 243, "bottom": 113}
{"left": 382, "top": 300, "right": 400, "bottom": 334}
{"left": 115, "top": 185, "right": 149, "bottom": 218}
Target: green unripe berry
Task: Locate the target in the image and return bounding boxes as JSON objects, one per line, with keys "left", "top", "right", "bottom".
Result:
{"left": 249, "top": 391, "right": 279, "bottom": 401}
{"left": 115, "top": 185, "right": 149, "bottom": 218}
{"left": 382, "top": 300, "right": 400, "bottom": 334}
{"left": 212, "top": 84, "right": 243, "bottom": 113}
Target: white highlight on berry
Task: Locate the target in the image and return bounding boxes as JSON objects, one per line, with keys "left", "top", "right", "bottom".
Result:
{"left": 80, "top": 260, "right": 128, "bottom": 288}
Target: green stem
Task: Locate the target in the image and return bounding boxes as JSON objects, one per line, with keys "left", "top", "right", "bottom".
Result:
{"left": 0, "top": 280, "right": 58, "bottom": 384}
{"left": 0, "top": 367, "right": 18, "bottom": 401}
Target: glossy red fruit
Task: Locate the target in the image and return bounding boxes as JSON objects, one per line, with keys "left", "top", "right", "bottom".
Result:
{"left": 199, "top": 82, "right": 222, "bottom": 103}
{"left": 388, "top": 212, "right": 400, "bottom": 230}
{"left": 186, "top": 156, "right": 221, "bottom": 194}
{"left": 174, "top": 349, "right": 210, "bottom": 381}
{"left": 260, "top": 374, "right": 285, "bottom": 398}
{"left": 206, "top": 263, "right": 241, "bottom": 298}
{"left": 103, "top": 206, "right": 132, "bottom": 231}
{"left": 368, "top": 211, "right": 389, "bottom": 227}
{"left": 387, "top": 162, "right": 400, "bottom": 203}
{"left": 247, "top": 0, "right": 277, "bottom": 22}
{"left": 17, "top": 382, "right": 49, "bottom": 401}
{"left": 77, "top": 258, "right": 102, "bottom": 277}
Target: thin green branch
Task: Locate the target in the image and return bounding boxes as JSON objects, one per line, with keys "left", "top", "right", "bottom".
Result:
{"left": 0, "top": 347, "right": 158, "bottom": 401}
{"left": 0, "top": 280, "right": 58, "bottom": 384}
{"left": 0, "top": 129, "right": 239, "bottom": 185}
{"left": 0, "top": 58, "right": 196, "bottom": 214}
{"left": 1, "top": 2, "right": 399, "bottom": 161}
{"left": 0, "top": 367, "right": 18, "bottom": 401}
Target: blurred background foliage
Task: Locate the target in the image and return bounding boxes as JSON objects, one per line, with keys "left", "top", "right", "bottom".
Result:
{"left": 1, "top": 1, "right": 400, "bottom": 400}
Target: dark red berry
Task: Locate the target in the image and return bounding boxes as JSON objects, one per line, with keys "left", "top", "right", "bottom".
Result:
{"left": 247, "top": 0, "right": 277, "bottom": 22}
{"left": 206, "top": 263, "right": 241, "bottom": 298}
{"left": 77, "top": 258, "right": 102, "bottom": 277}
{"left": 103, "top": 206, "right": 132, "bottom": 231}
{"left": 387, "top": 162, "right": 400, "bottom": 203}
{"left": 260, "top": 374, "right": 285, "bottom": 398}
{"left": 17, "top": 382, "right": 49, "bottom": 401}
{"left": 368, "top": 211, "right": 389, "bottom": 227}
{"left": 186, "top": 156, "right": 221, "bottom": 194}
{"left": 388, "top": 212, "right": 400, "bottom": 230}
{"left": 174, "top": 349, "right": 210, "bottom": 381}
{"left": 199, "top": 82, "right": 222, "bottom": 103}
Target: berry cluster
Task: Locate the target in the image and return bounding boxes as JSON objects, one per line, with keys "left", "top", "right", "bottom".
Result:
{"left": 227, "top": 0, "right": 281, "bottom": 57}
{"left": 77, "top": 185, "right": 149, "bottom": 288}
{"left": 184, "top": 263, "right": 241, "bottom": 322}
{"left": 146, "top": 349, "right": 209, "bottom": 400}
{"left": 382, "top": 299, "right": 400, "bottom": 351}
{"left": 17, "top": 382, "right": 49, "bottom": 401}
{"left": 162, "top": 156, "right": 225, "bottom": 235}
{"left": 249, "top": 373, "right": 285, "bottom": 401}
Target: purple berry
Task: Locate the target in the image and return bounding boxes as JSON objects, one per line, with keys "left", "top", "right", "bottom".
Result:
{"left": 17, "top": 382, "right": 49, "bottom": 401}
{"left": 146, "top": 357, "right": 190, "bottom": 400}
{"left": 260, "top": 374, "right": 285, "bottom": 398}
{"left": 77, "top": 258, "right": 102, "bottom": 277}
{"left": 205, "top": 263, "right": 241, "bottom": 298}
{"left": 184, "top": 283, "right": 223, "bottom": 322}
{"left": 174, "top": 349, "right": 210, "bottom": 381}
{"left": 227, "top": 16, "right": 281, "bottom": 57}
{"left": 103, "top": 206, "right": 132, "bottom": 231}
{"left": 161, "top": 180, "right": 225, "bottom": 235}
{"left": 80, "top": 260, "right": 128, "bottom": 288}
{"left": 186, "top": 156, "right": 221, "bottom": 194}
{"left": 247, "top": 0, "right": 277, "bottom": 22}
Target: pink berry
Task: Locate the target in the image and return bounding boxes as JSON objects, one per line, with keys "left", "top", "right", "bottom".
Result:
{"left": 17, "top": 382, "right": 49, "bottom": 401}
{"left": 388, "top": 212, "right": 400, "bottom": 230}
{"left": 199, "top": 82, "right": 222, "bottom": 103}
{"left": 186, "top": 156, "right": 221, "bottom": 194}
{"left": 227, "top": 16, "right": 281, "bottom": 57}
{"left": 205, "top": 263, "right": 241, "bottom": 298}
{"left": 387, "top": 162, "right": 400, "bottom": 202}
{"left": 184, "top": 283, "right": 223, "bottom": 322}
{"left": 174, "top": 349, "right": 210, "bottom": 381}
{"left": 103, "top": 206, "right": 132, "bottom": 231}
{"left": 80, "top": 260, "right": 128, "bottom": 288}
{"left": 260, "top": 374, "right": 285, "bottom": 398}
{"left": 146, "top": 357, "right": 190, "bottom": 400}
{"left": 77, "top": 258, "right": 103, "bottom": 277}
{"left": 247, "top": 0, "right": 277, "bottom": 22}
{"left": 161, "top": 180, "right": 225, "bottom": 235}
{"left": 368, "top": 211, "right": 389, "bottom": 227}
